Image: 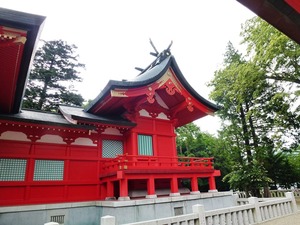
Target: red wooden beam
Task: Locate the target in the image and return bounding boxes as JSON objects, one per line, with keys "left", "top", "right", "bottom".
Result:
{"left": 285, "top": 0, "right": 300, "bottom": 13}
{"left": 237, "top": 0, "right": 300, "bottom": 44}
{"left": 0, "top": 28, "right": 26, "bottom": 113}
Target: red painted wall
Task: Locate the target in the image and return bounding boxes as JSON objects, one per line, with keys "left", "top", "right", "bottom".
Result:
{"left": 0, "top": 113, "right": 178, "bottom": 206}
{"left": 132, "top": 115, "right": 176, "bottom": 157}
{"left": 0, "top": 139, "right": 101, "bottom": 206}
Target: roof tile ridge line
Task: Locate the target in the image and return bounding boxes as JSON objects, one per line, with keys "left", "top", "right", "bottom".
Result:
{"left": 59, "top": 107, "right": 78, "bottom": 125}
{"left": 20, "top": 108, "right": 61, "bottom": 115}
{"left": 59, "top": 104, "right": 84, "bottom": 109}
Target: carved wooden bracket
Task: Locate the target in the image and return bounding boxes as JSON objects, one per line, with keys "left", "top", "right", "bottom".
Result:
{"left": 27, "top": 134, "right": 41, "bottom": 142}
{"left": 63, "top": 137, "right": 75, "bottom": 145}
{"left": 146, "top": 87, "right": 155, "bottom": 103}
{"left": 118, "top": 127, "right": 130, "bottom": 134}
{"left": 149, "top": 111, "right": 158, "bottom": 118}
{"left": 186, "top": 97, "right": 194, "bottom": 112}
{"left": 97, "top": 126, "right": 107, "bottom": 134}
{"left": 165, "top": 80, "right": 177, "bottom": 95}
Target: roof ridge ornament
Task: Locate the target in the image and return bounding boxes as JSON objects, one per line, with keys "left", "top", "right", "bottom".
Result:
{"left": 135, "top": 39, "right": 173, "bottom": 74}
{"left": 166, "top": 40, "right": 173, "bottom": 52}
{"left": 149, "top": 39, "right": 173, "bottom": 57}
{"left": 149, "top": 38, "right": 159, "bottom": 57}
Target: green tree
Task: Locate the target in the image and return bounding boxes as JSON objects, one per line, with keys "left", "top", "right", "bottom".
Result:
{"left": 23, "top": 40, "right": 85, "bottom": 111}
{"left": 209, "top": 17, "right": 300, "bottom": 195}
{"left": 241, "top": 17, "right": 300, "bottom": 145}
{"left": 223, "top": 161, "right": 271, "bottom": 196}
{"left": 209, "top": 42, "right": 281, "bottom": 196}
{"left": 176, "top": 123, "right": 202, "bottom": 157}
{"left": 240, "top": 17, "right": 300, "bottom": 189}
{"left": 241, "top": 17, "right": 300, "bottom": 86}
{"left": 176, "top": 123, "right": 231, "bottom": 191}
{"left": 287, "top": 146, "right": 300, "bottom": 188}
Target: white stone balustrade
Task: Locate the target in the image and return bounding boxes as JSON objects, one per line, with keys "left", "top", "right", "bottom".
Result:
{"left": 100, "top": 192, "right": 297, "bottom": 225}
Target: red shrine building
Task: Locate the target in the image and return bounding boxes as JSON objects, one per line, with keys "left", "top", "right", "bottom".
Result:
{"left": 1, "top": 0, "right": 299, "bottom": 213}
{"left": 0, "top": 7, "right": 221, "bottom": 207}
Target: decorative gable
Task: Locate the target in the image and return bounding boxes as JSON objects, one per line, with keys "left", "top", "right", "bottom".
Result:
{"left": 86, "top": 50, "right": 218, "bottom": 127}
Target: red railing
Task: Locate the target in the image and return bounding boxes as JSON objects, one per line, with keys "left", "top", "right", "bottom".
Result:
{"left": 100, "top": 154, "right": 214, "bottom": 175}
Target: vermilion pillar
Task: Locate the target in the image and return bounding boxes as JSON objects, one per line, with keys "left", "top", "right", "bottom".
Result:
{"left": 131, "top": 132, "right": 138, "bottom": 155}
{"left": 146, "top": 177, "right": 157, "bottom": 198}
{"left": 170, "top": 177, "right": 180, "bottom": 196}
{"left": 171, "top": 135, "right": 177, "bottom": 157}
{"left": 208, "top": 176, "right": 218, "bottom": 192}
{"left": 190, "top": 176, "right": 200, "bottom": 194}
{"left": 106, "top": 181, "right": 114, "bottom": 199}
{"left": 119, "top": 178, "right": 130, "bottom": 200}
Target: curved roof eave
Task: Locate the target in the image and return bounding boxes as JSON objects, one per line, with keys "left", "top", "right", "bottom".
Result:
{"left": 169, "top": 56, "right": 220, "bottom": 112}
{"left": 0, "top": 8, "right": 46, "bottom": 114}
{"left": 85, "top": 52, "right": 220, "bottom": 113}
{"left": 85, "top": 55, "right": 172, "bottom": 113}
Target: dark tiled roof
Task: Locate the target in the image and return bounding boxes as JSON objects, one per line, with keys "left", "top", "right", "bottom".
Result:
{"left": 85, "top": 52, "right": 172, "bottom": 113}
{"left": 86, "top": 49, "right": 219, "bottom": 113}
{"left": 59, "top": 105, "right": 136, "bottom": 127}
{"left": 0, "top": 109, "right": 93, "bottom": 130}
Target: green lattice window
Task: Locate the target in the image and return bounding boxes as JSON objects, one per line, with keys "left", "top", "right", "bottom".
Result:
{"left": 0, "top": 158, "right": 27, "bottom": 181}
{"left": 33, "top": 160, "right": 64, "bottom": 181}
{"left": 102, "top": 140, "right": 123, "bottom": 158}
{"left": 138, "top": 135, "right": 153, "bottom": 156}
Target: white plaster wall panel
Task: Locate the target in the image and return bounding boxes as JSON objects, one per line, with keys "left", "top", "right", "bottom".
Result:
{"left": 37, "top": 134, "right": 64, "bottom": 144}
{"left": 72, "top": 137, "right": 96, "bottom": 146}
{"left": 0, "top": 131, "right": 30, "bottom": 142}
{"left": 102, "top": 127, "right": 122, "bottom": 136}
{"left": 157, "top": 112, "right": 169, "bottom": 120}
{"left": 139, "top": 109, "right": 150, "bottom": 117}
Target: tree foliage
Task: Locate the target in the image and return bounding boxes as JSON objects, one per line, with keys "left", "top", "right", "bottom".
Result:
{"left": 176, "top": 123, "right": 231, "bottom": 191}
{"left": 23, "top": 40, "right": 85, "bottom": 111}
{"left": 176, "top": 20, "right": 300, "bottom": 193}
{"left": 208, "top": 16, "right": 300, "bottom": 195}
{"left": 241, "top": 17, "right": 300, "bottom": 85}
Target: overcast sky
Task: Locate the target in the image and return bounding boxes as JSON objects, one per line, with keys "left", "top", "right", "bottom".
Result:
{"left": 2, "top": 0, "right": 255, "bottom": 134}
